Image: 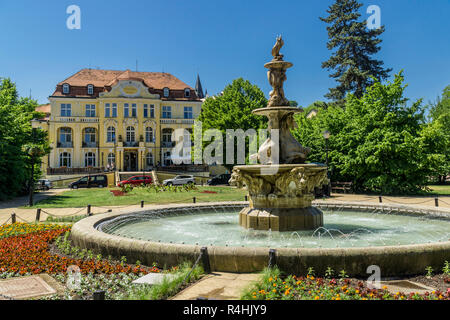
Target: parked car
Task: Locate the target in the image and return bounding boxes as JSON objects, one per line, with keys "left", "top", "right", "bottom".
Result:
{"left": 69, "top": 175, "right": 108, "bottom": 189}
{"left": 162, "top": 175, "right": 195, "bottom": 186}
{"left": 117, "top": 175, "right": 153, "bottom": 187}
{"left": 207, "top": 174, "right": 231, "bottom": 186}
{"left": 35, "top": 179, "right": 52, "bottom": 190}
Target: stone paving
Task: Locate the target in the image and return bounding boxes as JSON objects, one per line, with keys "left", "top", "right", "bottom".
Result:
{"left": 0, "top": 274, "right": 64, "bottom": 300}
{"left": 171, "top": 272, "right": 261, "bottom": 300}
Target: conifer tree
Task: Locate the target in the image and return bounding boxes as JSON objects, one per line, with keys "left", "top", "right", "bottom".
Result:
{"left": 320, "top": 0, "right": 392, "bottom": 101}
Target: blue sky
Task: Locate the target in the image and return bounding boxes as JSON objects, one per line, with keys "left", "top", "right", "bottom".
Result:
{"left": 0, "top": 0, "right": 449, "bottom": 107}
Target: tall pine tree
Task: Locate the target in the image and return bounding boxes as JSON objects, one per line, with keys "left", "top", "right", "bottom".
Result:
{"left": 320, "top": 0, "right": 392, "bottom": 101}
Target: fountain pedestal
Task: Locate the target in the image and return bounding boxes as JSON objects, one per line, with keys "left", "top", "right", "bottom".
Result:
{"left": 231, "top": 164, "right": 327, "bottom": 231}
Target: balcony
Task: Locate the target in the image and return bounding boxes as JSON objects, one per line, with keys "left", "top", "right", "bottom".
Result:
{"left": 123, "top": 141, "right": 139, "bottom": 147}
{"left": 57, "top": 142, "right": 73, "bottom": 148}
{"left": 54, "top": 116, "right": 99, "bottom": 123}
{"left": 82, "top": 141, "right": 99, "bottom": 148}
{"left": 161, "top": 141, "right": 175, "bottom": 148}
{"left": 160, "top": 118, "right": 194, "bottom": 125}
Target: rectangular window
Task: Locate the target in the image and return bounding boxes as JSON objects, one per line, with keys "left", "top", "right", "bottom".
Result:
{"left": 61, "top": 104, "right": 71, "bottom": 117}
{"left": 184, "top": 106, "right": 193, "bottom": 119}
{"left": 162, "top": 106, "right": 172, "bottom": 119}
{"left": 150, "top": 105, "right": 154, "bottom": 118}
{"left": 131, "top": 104, "right": 137, "bottom": 117}
{"left": 112, "top": 103, "right": 117, "bottom": 117}
{"left": 124, "top": 103, "right": 129, "bottom": 117}
{"left": 143, "top": 104, "right": 148, "bottom": 118}
{"left": 85, "top": 104, "right": 96, "bottom": 117}
{"left": 105, "top": 103, "right": 110, "bottom": 117}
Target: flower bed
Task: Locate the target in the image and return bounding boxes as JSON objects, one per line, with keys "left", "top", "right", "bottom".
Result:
{"left": 0, "top": 223, "right": 158, "bottom": 277}
{"left": 242, "top": 268, "right": 450, "bottom": 300}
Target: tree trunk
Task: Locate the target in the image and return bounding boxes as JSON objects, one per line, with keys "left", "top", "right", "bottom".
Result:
{"left": 28, "top": 160, "right": 34, "bottom": 206}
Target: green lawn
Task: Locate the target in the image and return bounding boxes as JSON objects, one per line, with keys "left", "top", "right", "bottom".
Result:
{"left": 428, "top": 185, "right": 450, "bottom": 195}
{"left": 29, "top": 186, "right": 247, "bottom": 208}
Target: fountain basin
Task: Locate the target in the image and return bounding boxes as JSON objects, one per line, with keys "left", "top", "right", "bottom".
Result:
{"left": 70, "top": 201, "right": 450, "bottom": 276}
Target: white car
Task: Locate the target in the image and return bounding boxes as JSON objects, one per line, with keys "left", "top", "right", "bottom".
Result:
{"left": 162, "top": 175, "right": 195, "bottom": 186}
{"left": 35, "top": 179, "right": 52, "bottom": 190}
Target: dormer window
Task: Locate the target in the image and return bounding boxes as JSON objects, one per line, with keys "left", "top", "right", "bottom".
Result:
{"left": 184, "top": 88, "right": 191, "bottom": 98}
{"left": 87, "top": 84, "right": 94, "bottom": 95}
{"left": 163, "top": 87, "right": 169, "bottom": 98}
{"left": 62, "top": 84, "right": 70, "bottom": 94}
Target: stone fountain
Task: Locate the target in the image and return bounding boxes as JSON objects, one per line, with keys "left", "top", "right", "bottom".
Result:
{"left": 230, "top": 36, "right": 328, "bottom": 231}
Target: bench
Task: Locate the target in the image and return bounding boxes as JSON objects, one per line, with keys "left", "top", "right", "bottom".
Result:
{"left": 331, "top": 181, "right": 353, "bottom": 194}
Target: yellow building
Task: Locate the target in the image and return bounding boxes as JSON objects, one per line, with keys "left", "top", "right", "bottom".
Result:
{"left": 33, "top": 69, "right": 204, "bottom": 175}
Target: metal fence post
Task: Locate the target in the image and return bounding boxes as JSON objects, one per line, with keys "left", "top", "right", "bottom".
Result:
{"left": 36, "top": 208, "right": 41, "bottom": 222}
{"left": 87, "top": 204, "right": 92, "bottom": 216}
{"left": 141, "top": 200, "right": 144, "bottom": 208}
{"left": 93, "top": 290, "right": 105, "bottom": 300}
{"left": 268, "top": 249, "right": 276, "bottom": 268}
{"left": 193, "top": 197, "right": 196, "bottom": 204}
{"left": 11, "top": 213, "right": 16, "bottom": 224}
{"left": 378, "top": 196, "right": 382, "bottom": 203}
{"left": 200, "top": 247, "right": 211, "bottom": 274}
{"left": 435, "top": 197, "right": 439, "bottom": 207}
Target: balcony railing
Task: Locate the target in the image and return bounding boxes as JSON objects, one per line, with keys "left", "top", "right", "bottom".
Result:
{"left": 161, "top": 141, "right": 175, "bottom": 148}
{"left": 160, "top": 118, "right": 194, "bottom": 124}
{"left": 57, "top": 142, "right": 73, "bottom": 148}
{"left": 123, "top": 141, "right": 139, "bottom": 147}
{"left": 54, "top": 116, "right": 99, "bottom": 123}
{"left": 82, "top": 141, "right": 99, "bottom": 148}
{"left": 47, "top": 167, "right": 105, "bottom": 175}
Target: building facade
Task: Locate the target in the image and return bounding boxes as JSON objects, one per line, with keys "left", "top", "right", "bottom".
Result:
{"left": 33, "top": 69, "right": 203, "bottom": 174}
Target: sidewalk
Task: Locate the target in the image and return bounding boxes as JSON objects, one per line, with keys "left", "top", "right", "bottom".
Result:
{"left": 171, "top": 272, "right": 261, "bottom": 300}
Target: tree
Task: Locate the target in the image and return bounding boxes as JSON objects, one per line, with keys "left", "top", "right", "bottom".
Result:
{"left": 320, "top": 0, "right": 392, "bottom": 101}
{"left": 293, "top": 72, "right": 434, "bottom": 195}
{"left": 422, "top": 85, "right": 450, "bottom": 183}
{"left": 0, "top": 78, "right": 50, "bottom": 201}
{"left": 196, "top": 78, "right": 267, "bottom": 170}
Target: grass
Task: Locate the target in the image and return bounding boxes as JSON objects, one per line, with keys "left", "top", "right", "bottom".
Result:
{"left": 118, "top": 262, "right": 204, "bottom": 300}
{"left": 28, "top": 186, "right": 247, "bottom": 208}
{"left": 428, "top": 184, "right": 450, "bottom": 195}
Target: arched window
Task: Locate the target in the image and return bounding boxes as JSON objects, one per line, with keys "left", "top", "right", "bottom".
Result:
{"left": 145, "top": 127, "right": 153, "bottom": 142}
{"left": 146, "top": 152, "right": 153, "bottom": 168}
{"left": 83, "top": 128, "right": 96, "bottom": 147}
{"left": 126, "top": 126, "right": 135, "bottom": 142}
{"left": 163, "top": 87, "right": 169, "bottom": 97}
{"left": 59, "top": 152, "right": 71, "bottom": 167}
{"left": 107, "top": 126, "right": 116, "bottom": 142}
{"left": 87, "top": 84, "right": 94, "bottom": 95}
{"left": 163, "top": 151, "right": 172, "bottom": 166}
{"left": 59, "top": 127, "right": 72, "bottom": 147}
{"left": 162, "top": 128, "right": 173, "bottom": 143}
{"left": 107, "top": 153, "right": 115, "bottom": 166}
{"left": 184, "top": 88, "right": 190, "bottom": 98}
{"left": 85, "top": 152, "right": 96, "bottom": 167}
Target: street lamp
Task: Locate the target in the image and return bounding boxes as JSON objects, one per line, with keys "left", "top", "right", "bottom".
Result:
{"left": 142, "top": 151, "right": 146, "bottom": 185}
{"left": 322, "top": 130, "right": 331, "bottom": 197}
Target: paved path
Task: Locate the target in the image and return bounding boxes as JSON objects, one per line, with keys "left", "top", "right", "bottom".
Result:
{"left": 171, "top": 272, "right": 261, "bottom": 300}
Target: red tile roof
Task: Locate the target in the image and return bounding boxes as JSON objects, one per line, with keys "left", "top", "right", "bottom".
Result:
{"left": 51, "top": 68, "right": 199, "bottom": 100}
{"left": 35, "top": 104, "right": 50, "bottom": 120}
